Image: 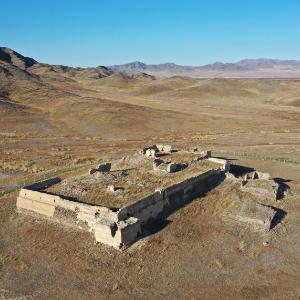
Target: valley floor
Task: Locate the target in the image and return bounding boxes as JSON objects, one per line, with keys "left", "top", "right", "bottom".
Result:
{"left": 1, "top": 69, "right": 300, "bottom": 299}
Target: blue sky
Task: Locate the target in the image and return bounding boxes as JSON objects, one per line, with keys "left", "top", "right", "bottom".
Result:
{"left": 1, "top": 0, "right": 300, "bottom": 67}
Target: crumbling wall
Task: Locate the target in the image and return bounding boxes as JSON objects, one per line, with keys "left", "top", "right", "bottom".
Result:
{"left": 207, "top": 157, "right": 230, "bottom": 171}
{"left": 16, "top": 186, "right": 140, "bottom": 249}
{"left": 118, "top": 192, "right": 165, "bottom": 224}
{"left": 119, "top": 168, "right": 225, "bottom": 224}
{"left": 17, "top": 189, "right": 59, "bottom": 217}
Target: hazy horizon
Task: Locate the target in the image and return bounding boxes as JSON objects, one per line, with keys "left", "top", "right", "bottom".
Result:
{"left": 5, "top": 45, "right": 300, "bottom": 69}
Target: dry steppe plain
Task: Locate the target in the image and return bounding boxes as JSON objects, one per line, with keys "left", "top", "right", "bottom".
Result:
{"left": 1, "top": 50, "right": 300, "bottom": 299}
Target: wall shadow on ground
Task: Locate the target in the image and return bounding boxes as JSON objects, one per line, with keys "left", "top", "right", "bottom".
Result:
{"left": 138, "top": 171, "right": 226, "bottom": 241}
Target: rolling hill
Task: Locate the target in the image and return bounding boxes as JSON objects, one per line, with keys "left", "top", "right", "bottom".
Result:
{"left": 1, "top": 46, "right": 300, "bottom": 142}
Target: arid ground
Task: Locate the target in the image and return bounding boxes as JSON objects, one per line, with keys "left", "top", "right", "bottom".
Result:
{"left": 1, "top": 48, "right": 300, "bottom": 299}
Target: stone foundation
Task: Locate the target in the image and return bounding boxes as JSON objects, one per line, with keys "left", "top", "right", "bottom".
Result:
{"left": 16, "top": 159, "right": 228, "bottom": 250}
{"left": 227, "top": 202, "right": 277, "bottom": 232}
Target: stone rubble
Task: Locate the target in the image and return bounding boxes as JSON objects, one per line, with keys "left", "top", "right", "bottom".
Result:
{"left": 167, "top": 162, "right": 188, "bottom": 173}
{"left": 107, "top": 184, "right": 116, "bottom": 193}
{"left": 227, "top": 202, "right": 277, "bottom": 232}
{"left": 243, "top": 171, "right": 271, "bottom": 181}
{"left": 145, "top": 149, "right": 157, "bottom": 158}
{"left": 142, "top": 144, "right": 172, "bottom": 157}
{"left": 196, "top": 150, "right": 212, "bottom": 160}
{"left": 156, "top": 144, "right": 172, "bottom": 153}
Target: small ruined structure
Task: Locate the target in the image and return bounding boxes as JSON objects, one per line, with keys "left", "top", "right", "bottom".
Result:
{"left": 223, "top": 164, "right": 290, "bottom": 231}
{"left": 243, "top": 171, "right": 271, "bottom": 181}
{"left": 16, "top": 145, "right": 230, "bottom": 249}
{"left": 227, "top": 202, "right": 277, "bottom": 232}
{"left": 142, "top": 144, "right": 173, "bottom": 158}
{"left": 142, "top": 145, "right": 158, "bottom": 155}
{"left": 152, "top": 159, "right": 188, "bottom": 173}
{"left": 166, "top": 162, "right": 188, "bottom": 173}
{"left": 16, "top": 144, "right": 288, "bottom": 250}
{"left": 236, "top": 169, "right": 288, "bottom": 201}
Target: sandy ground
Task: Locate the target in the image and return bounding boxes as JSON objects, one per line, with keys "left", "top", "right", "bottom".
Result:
{"left": 1, "top": 70, "right": 300, "bottom": 299}
{"left": 0, "top": 157, "right": 299, "bottom": 299}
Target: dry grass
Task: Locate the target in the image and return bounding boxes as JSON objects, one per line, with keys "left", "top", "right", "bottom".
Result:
{"left": 1, "top": 62, "right": 300, "bottom": 299}
{"left": 46, "top": 153, "right": 217, "bottom": 207}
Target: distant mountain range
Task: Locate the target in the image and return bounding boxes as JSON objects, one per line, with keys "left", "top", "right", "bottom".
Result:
{"left": 2, "top": 46, "right": 300, "bottom": 79}
{"left": 109, "top": 59, "right": 300, "bottom": 78}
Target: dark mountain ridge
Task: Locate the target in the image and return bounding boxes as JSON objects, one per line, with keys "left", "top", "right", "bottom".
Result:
{"left": 0, "top": 47, "right": 37, "bottom": 69}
